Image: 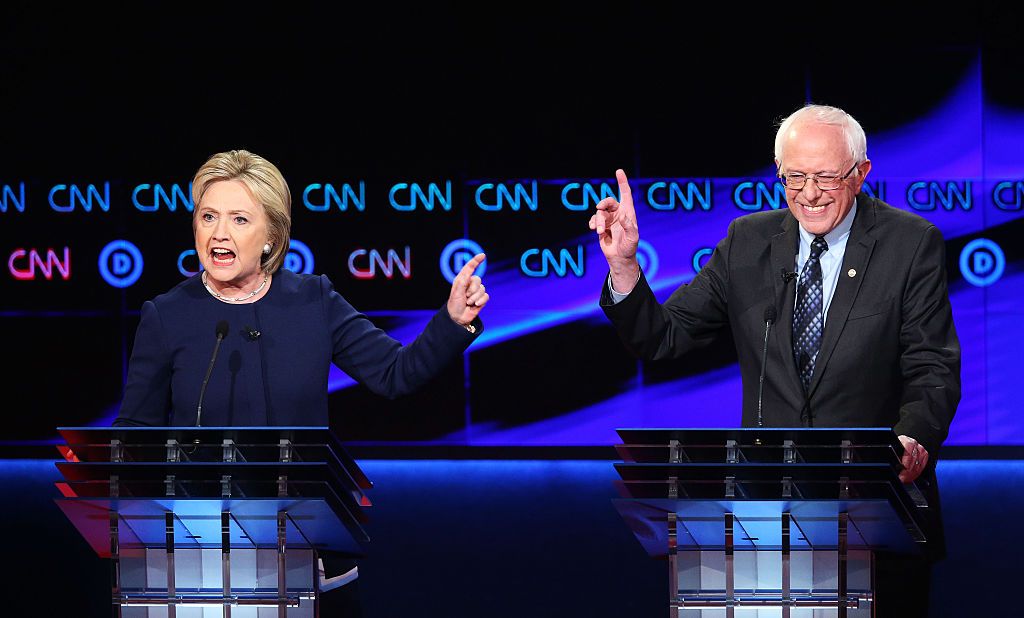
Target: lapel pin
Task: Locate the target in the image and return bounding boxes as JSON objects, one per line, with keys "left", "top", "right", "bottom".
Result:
{"left": 848, "top": 268, "right": 857, "bottom": 278}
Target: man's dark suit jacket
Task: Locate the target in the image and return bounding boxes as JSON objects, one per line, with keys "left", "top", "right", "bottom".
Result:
{"left": 601, "top": 195, "right": 960, "bottom": 558}
{"left": 601, "top": 195, "right": 960, "bottom": 455}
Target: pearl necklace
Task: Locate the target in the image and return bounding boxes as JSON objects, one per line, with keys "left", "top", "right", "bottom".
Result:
{"left": 202, "top": 271, "right": 269, "bottom": 303}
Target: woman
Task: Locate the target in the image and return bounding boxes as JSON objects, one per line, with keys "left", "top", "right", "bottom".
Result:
{"left": 115, "top": 149, "right": 487, "bottom": 427}
{"left": 113, "top": 149, "right": 488, "bottom": 615}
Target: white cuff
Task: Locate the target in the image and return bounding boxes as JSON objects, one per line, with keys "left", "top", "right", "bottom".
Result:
{"left": 607, "top": 271, "right": 641, "bottom": 304}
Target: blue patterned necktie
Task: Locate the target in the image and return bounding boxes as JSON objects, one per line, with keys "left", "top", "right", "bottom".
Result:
{"left": 793, "top": 236, "right": 829, "bottom": 393}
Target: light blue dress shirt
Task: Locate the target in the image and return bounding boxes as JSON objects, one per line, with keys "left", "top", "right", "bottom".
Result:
{"left": 795, "top": 199, "right": 857, "bottom": 326}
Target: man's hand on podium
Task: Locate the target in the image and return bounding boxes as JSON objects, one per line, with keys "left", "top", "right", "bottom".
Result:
{"left": 897, "top": 434, "right": 929, "bottom": 483}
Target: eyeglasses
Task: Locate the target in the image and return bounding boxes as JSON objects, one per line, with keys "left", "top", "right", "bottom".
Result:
{"left": 779, "top": 163, "right": 858, "bottom": 191}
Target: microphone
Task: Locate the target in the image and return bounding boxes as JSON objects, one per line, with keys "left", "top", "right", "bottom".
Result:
{"left": 780, "top": 268, "right": 797, "bottom": 283}
{"left": 196, "top": 320, "right": 229, "bottom": 427}
{"left": 244, "top": 326, "right": 261, "bottom": 340}
{"left": 756, "top": 306, "right": 776, "bottom": 428}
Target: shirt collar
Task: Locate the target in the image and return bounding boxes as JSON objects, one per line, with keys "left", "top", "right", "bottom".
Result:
{"left": 797, "top": 196, "right": 858, "bottom": 249}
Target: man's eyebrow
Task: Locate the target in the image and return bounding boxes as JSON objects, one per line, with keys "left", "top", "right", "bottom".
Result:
{"left": 784, "top": 168, "right": 842, "bottom": 175}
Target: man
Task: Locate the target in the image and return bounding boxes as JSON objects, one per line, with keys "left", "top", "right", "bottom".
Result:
{"left": 590, "top": 104, "right": 960, "bottom": 614}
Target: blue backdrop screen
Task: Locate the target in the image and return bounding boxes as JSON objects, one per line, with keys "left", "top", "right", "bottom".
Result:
{"left": 1, "top": 9, "right": 1021, "bottom": 446}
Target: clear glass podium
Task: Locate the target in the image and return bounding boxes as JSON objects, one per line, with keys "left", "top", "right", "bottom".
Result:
{"left": 53, "top": 427, "right": 372, "bottom": 617}
{"left": 613, "top": 428, "right": 931, "bottom": 618}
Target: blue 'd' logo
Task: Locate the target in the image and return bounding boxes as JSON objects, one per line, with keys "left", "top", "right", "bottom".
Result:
{"left": 177, "top": 249, "right": 203, "bottom": 277}
{"left": 98, "top": 240, "right": 144, "bottom": 288}
{"left": 284, "top": 239, "right": 315, "bottom": 274}
{"left": 691, "top": 247, "right": 713, "bottom": 274}
{"left": 959, "top": 239, "right": 1004, "bottom": 287}
{"left": 636, "top": 240, "right": 659, "bottom": 282}
{"left": 440, "top": 239, "right": 485, "bottom": 283}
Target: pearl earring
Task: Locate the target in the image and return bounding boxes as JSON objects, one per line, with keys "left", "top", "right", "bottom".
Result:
{"left": 263, "top": 243, "right": 271, "bottom": 255}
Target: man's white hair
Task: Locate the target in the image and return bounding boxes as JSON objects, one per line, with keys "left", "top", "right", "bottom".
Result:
{"left": 774, "top": 104, "right": 868, "bottom": 165}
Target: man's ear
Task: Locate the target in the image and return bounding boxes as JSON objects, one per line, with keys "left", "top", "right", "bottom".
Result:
{"left": 853, "top": 159, "right": 872, "bottom": 192}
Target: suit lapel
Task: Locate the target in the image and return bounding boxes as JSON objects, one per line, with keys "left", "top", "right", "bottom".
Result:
{"left": 770, "top": 215, "right": 802, "bottom": 399}
{"left": 807, "top": 196, "right": 877, "bottom": 397}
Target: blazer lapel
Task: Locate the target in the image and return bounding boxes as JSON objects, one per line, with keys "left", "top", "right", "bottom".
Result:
{"left": 770, "top": 215, "right": 802, "bottom": 399}
{"left": 807, "top": 196, "right": 877, "bottom": 397}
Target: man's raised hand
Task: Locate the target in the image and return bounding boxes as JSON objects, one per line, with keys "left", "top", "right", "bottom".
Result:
{"left": 589, "top": 169, "right": 641, "bottom": 293}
